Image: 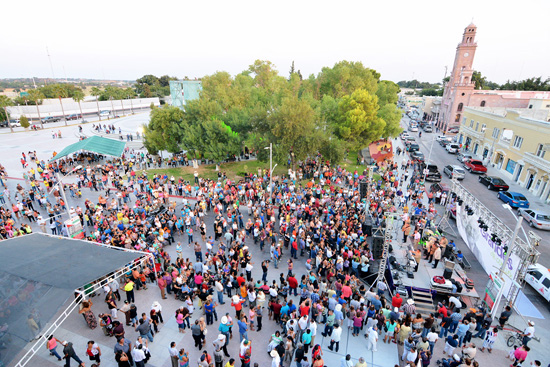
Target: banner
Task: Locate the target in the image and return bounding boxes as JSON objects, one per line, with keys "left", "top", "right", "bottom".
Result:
{"left": 455, "top": 205, "right": 520, "bottom": 298}
{"left": 65, "top": 216, "right": 84, "bottom": 239}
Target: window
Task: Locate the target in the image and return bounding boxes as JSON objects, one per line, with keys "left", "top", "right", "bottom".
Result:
{"left": 480, "top": 101, "right": 486, "bottom": 107}
{"left": 542, "top": 278, "right": 550, "bottom": 288}
{"left": 529, "top": 270, "right": 543, "bottom": 281}
{"left": 546, "top": 104, "right": 550, "bottom": 108}
{"left": 513, "top": 136, "right": 523, "bottom": 149}
{"left": 462, "top": 117, "right": 467, "bottom": 124}
{"left": 505, "top": 159, "right": 517, "bottom": 174}
{"left": 481, "top": 123, "right": 487, "bottom": 132}
{"left": 470, "top": 119, "right": 474, "bottom": 128}
{"left": 492, "top": 127, "right": 500, "bottom": 139}
{"left": 536, "top": 144, "right": 546, "bottom": 158}
{"left": 455, "top": 114, "right": 461, "bottom": 122}
{"left": 529, "top": 105, "right": 533, "bottom": 109}
{"left": 475, "top": 122, "right": 479, "bottom": 131}
{"left": 457, "top": 103, "right": 463, "bottom": 112}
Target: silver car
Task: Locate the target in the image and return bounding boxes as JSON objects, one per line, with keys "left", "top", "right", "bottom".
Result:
{"left": 457, "top": 152, "right": 472, "bottom": 163}
{"left": 443, "top": 165, "right": 466, "bottom": 180}
{"left": 518, "top": 209, "right": 550, "bottom": 230}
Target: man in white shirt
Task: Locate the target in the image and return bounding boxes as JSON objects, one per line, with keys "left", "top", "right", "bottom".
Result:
{"left": 523, "top": 320, "right": 535, "bottom": 346}
{"left": 367, "top": 326, "right": 379, "bottom": 352}
{"left": 328, "top": 324, "right": 342, "bottom": 352}
{"left": 132, "top": 344, "right": 146, "bottom": 367}
{"left": 427, "top": 327, "right": 439, "bottom": 355}
{"left": 169, "top": 341, "right": 179, "bottom": 367}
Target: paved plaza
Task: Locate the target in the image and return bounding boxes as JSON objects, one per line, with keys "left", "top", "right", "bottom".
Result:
{"left": 0, "top": 114, "right": 547, "bottom": 367}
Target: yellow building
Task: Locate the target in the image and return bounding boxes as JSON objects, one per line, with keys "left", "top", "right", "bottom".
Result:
{"left": 459, "top": 106, "right": 550, "bottom": 202}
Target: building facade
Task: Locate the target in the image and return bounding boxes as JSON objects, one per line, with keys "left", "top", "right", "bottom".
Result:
{"left": 459, "top": 106, "right": 550, "bottom": 202}
{"left": 438, "top": 24, "right": 550, "bottom": 133}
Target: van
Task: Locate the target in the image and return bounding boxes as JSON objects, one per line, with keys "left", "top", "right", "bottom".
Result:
{"left": 525, "top": 264, "right": 550, "bottom": 302}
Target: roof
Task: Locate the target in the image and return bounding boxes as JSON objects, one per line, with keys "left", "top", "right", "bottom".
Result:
{"left": 50, "top": 135, "right": 126, "bottom": 162}
{"left": 0, "top": 234, "right": 145, "bottom": 367}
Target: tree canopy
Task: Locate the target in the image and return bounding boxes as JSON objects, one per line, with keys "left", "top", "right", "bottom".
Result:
{"left": 143, "top": 60, "right": 403, "bottom": 165}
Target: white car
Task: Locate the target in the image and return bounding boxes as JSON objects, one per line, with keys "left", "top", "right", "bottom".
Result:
{"left": 99, "top": 110, "right": 111, "bottom": 117}
{"left": 443, "top": 165, "right": 466, "bottom": 180}
{"left": 525, "top": 264, "right": 550, "bottom": 302}
{"left": 518, "top": 209, "right": 550, "bottom": 230}
{"left": 446, "top": 144, "right": 460, "bottom": 154}
{"left": 409, "top": 125, "right": 419, "bottom": 132}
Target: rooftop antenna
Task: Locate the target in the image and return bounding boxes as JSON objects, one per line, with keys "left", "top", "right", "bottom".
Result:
{"left": 46, "top": 46, "right": 55, "bottom": 79}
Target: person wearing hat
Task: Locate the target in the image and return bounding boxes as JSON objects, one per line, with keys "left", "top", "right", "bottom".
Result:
{"left": 522, "top": 321, "right": 535, "bottom": 346}
{"left": 61, "top": 340, "right": 85, "bottom": 367}
{"left": 270, "top": 349, "right": 281, "bottom": 367}
{"left": 214, "top": 333, "right": 229, "bottom": 358}
{"left": 239, "top": 339, "right": 251, "bottom": 367}
{"left": 403, "top": 299, "right": 416, "bottom": 316}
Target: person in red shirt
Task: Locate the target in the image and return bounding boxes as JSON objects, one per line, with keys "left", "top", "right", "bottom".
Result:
{"left": 341, "top": 282, "right": 352, "bottom": 300}
{"left": 231, "top": 295, "right": 245, "bottom": 319}
{"left": 288, "top": 274, "right": 298, "bottom": 296}
{"left": 438, "top": 304, "right": 448, "bottom": 318}
{"left": 237, "top": 274, "right": 246, "bottom": 287}
{"left": 300, "top": 301, "right": 310, "bottom": 317}
{"left": 270, "top": 299, "right": 282, "bottom": 323}
{"left": 392, "top": 293, "right": 403, "bottom": 309}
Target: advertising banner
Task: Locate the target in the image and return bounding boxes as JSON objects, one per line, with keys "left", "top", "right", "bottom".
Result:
{"left": 455, "top": 205, "right": 520, "bottom": 298}
{"left": 65, "top": 216, "right": 84, "bottom": 239}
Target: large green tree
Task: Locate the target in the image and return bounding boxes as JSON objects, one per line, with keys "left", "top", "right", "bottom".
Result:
{"left": 143, "top": 105, "right": 185, "bottom": 154}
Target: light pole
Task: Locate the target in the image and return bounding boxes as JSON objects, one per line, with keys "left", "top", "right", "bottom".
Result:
{"left": 264, "top": 143, "right": 277, "bottom": 204}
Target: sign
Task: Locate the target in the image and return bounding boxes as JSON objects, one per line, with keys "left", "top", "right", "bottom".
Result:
{"left": 65, "top": 216, "right": 84, "bottom": 239}
{"left": 483, "top": 272, "right": 505, "bottom": 312}
{"left": 455, "top": 205, "right": 521, "bottom": 299}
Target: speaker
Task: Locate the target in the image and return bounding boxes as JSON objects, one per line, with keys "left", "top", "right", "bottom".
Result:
{"left": 363, "top": 216, "right": 373, "bottom": 236}
{"left": 443, "top": 268, "right": 453, "bottom": 280}
{"left": 360, "top": 181, "right": 368, "bottom": 199}
{"left": 373, "top": 236, "right": 384, "bottom": 258}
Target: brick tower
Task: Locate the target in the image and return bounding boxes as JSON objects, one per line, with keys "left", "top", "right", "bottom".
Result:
{"left": 439, "top": 23, "right": 478, "bottom": 132}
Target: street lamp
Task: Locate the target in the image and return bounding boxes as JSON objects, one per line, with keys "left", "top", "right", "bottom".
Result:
{"left": 49, "top": 165, "right": 82, "bottom": 219}
{"left": 264, "top": 143, "right": 277, "bottom": 204}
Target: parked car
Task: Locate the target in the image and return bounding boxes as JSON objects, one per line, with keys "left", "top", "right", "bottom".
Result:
{"left": 518, "top": 209, "right": 550, "bottom": 230}
{"left": 525, "top": 264, "right": 550, "bottom": 302}
{"left": 478, "top": 175, "right": 509, "bottom": 190}
{"left": 439, "top": 137, "right": 452, "bottom": 147}
{"left": 407, "top": 143, "right": 420, "bottom": 152}
{"left": 67, "top": 114, "right": 82, "bottom": 120}
{"left": 424, "top": 163, "right": 442, "bottom": 182}
{"left": 423, "top": 125, "right": 433, "bottom": 133}
{"left": 400, "top": 132, "right": 410, "bottom": 140}
{"left": 429, "top": 182, "right": 451, "bottom": 196}
{"left": 99, "top": 110, "right": 111, "bottom": 117}
{"left": 410, "top": 151, "right": 425, "bottom": 162}
{"left": 464, "top": 159, "right": 487, "bottom": 173}
{"left": 447, "top": 126, "right": 460, "bottom": 133}
{"left": 42, "top": 116, "right": 60, "bottom": 123}
{"left": 446, "top": 143, "right": 460, "bottom": 154}
{"left": 443, "top": 165, "right": 466, "bottom": 180}
{"left": 456, "top": 151, "right": 472, "bottom": 163}
{"left": 408, "top": 125, "right": 419, "bottom": 132}
{"left": 497, "top": 191, "right": 529, "bottom": 208}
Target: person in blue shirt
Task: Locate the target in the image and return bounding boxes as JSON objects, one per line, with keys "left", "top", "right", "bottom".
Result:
{"left": 301, "top": 328, "right": 312, "bottom": 353}
{"left": 237, "top": 316, "right": 248, "bottom": 342}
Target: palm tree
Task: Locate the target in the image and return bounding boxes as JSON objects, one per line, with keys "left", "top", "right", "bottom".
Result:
{"left": 27, "top": 89, "right": 45, "bottom": 129}
{"left": 53, "top": 84, "right": 68, "bottom": 126}
{"left": 0, "top": 95, "right": 14, "bottom": 133}
{"left": 91, "top": 87, "right": 102, "bottom": 121}
{"left": 72, "top": 89, "right": 85, "bottom": 122}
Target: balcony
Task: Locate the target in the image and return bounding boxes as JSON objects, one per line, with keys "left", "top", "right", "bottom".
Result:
{"left": 524, "top": 152, "right": 550, "bottom": 172}
{"left": 460, "top": 125, "right": 484, "bottom": 140}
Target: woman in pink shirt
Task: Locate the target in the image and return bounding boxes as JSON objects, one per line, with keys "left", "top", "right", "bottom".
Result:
{"left": 46, "top": 335, "right": 62, "bottom": 361}
{"left": 511, "top": 345, "right": 530, "bottom": 367}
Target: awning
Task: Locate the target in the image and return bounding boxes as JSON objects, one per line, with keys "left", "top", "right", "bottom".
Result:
{"left": 50, "top": 135, "right": 126, "bottom": 162}
{"left": 0, "top": 234, "right": 147, "bottom": 367}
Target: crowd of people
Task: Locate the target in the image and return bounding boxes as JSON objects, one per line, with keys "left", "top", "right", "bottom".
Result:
{"left": 0, "top": 134, "right": 541, "bottom": 367}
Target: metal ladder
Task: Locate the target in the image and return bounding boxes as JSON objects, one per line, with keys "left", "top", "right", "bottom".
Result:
{"left": 377, "top": 212, "right": 400, "bottom": 280}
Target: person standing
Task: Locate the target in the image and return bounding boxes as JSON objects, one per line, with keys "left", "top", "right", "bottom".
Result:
{"left": 498, "top": 306, "right": 512, "bottom": 329}
{"left": 61, "top": 341, "right": 84, "bottom": 367}
{"left": 169, "top": 341, "right": 179, "bottom": 367}
{"left": 86, "top": 341, "right": 101, "bottom": 365}
{"left": 522, "top": 321, "right": 535, "bottom": 346}
{"left": 239, "top": 339, "right": 251, "bottom": 367}
{"left": 366, "top": 326, "right": 379, "bottom": 352}
{"left": 511, "top": 345, "right": 530, "bottom": 367}
{"left": 479, "top": 327, "right": 498, "bottom": 353}
{"left": 114, "top": 337, "right": 133, "bottom": 366}
{"left": 123, "top": 279, "right": 135, "bottom": 303}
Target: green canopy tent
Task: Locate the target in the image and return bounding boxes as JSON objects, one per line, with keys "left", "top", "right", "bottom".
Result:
{"left": 50, "top": 135, "right": 126, "bottom": 162}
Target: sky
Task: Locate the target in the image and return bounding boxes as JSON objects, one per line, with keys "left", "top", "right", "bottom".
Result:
{"left": 2, "top": 0, "right": 549, "bottom": 84}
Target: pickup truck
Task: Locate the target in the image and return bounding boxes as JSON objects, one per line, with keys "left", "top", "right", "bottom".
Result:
{"left": 42, "top": 116, "right": 60, "bottom": 123}
{"left": 464, "top": 159, "right": 487, "bottom": 173}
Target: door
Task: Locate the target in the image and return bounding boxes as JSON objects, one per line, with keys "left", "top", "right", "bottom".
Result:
{"left": 473, "top": 144, "right": 479, "bottom": 155}
{"left": 514, "top": 164, "right": 523, "bottom": 182}
{"left": 526, "top": 173, "right": 535, "bottom": 190}
{"left": 540, "top": 180, "right": 548, "bottom": 198}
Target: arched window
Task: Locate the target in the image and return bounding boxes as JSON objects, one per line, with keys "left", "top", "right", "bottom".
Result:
{"left": 457, "top": 103, "right": 463, "bottom": 112}
{"left": 480, "top": 100, "right": 486, "bottom": 107}
{"left": 455, "top": 114, "right": 461, "bottom": 122}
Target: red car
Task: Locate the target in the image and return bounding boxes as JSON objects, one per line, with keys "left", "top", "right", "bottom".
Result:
{"left": 464, "top": 159, "right": 487, "bottom": 173}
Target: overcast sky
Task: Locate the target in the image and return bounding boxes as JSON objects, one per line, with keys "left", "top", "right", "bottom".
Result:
{"left": 2, "top": 0, "right": 549, "bottom": 84}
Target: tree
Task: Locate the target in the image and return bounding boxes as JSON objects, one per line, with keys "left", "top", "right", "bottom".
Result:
{"left": 334, "top": 89, "right": 384, "bottom": 150}
{"left": 377, "top": 103, "right": 402, "bottom": 139}
{"left": 19, "top": 115, "right": 29, "bottom": 129}
{"left": 376, "top": 80, "right": 400, "bottom": 107}
{"left": 143, "top": 105, "right": 185, "bottom": 154}
{"left": 27, "top": 89, "right": 45, "bottom": 129}
{"left": 419, "top": 88, "right": 442, "bottom": 96}
{"left": 90, "top": 87, "right": 102, "bottom": 120}
{"left": 53, "top": 85, "right": 68, "bottom": 125}
{"left": 181, "top": 117, "right": 241, "bottom": 163}
{"left": 72, "top": 89, "right": 85, "bottom": 121}
{"left": 318, "top": 61, "right": 380, "bottom": 99}
{"left": 0, "top": 95, "right": 14, "bottom": 133}
{"left": 500, "top": 77, "right": 550, "bottom": 91}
